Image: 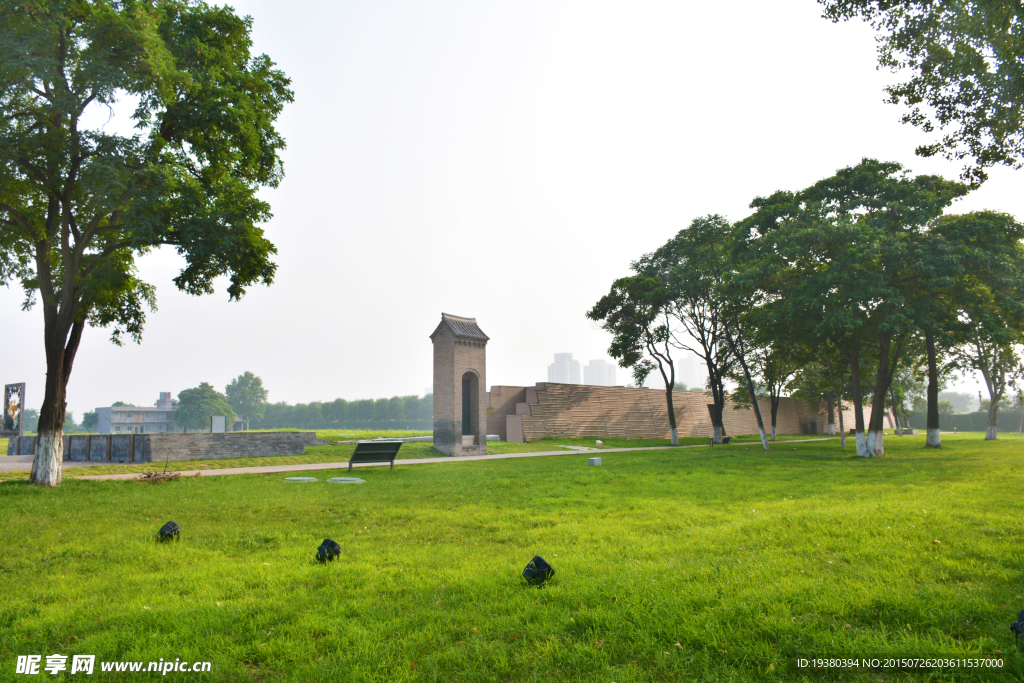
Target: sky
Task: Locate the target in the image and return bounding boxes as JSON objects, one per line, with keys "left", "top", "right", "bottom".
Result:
{"left": 3, "top": 0, "right": 1020, "bottom": 417}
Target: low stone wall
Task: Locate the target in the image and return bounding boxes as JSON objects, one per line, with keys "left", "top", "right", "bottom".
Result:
{"left": 8, "top": 432, "right": 327, "bottom": 462}
{"left": 146, "top": 432, "right": 327, "bottom": 462}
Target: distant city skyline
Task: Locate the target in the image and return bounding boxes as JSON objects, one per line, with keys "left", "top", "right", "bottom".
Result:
{"left": 547, "top": 353, "right": 618, "bottom": 387}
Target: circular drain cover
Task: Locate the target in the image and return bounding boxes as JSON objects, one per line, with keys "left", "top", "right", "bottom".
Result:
{"left": 284, "top": 476, "right": 317, "bottom": 482}
{"left": 328, "top": 477, "right": 366, "bottom": 484}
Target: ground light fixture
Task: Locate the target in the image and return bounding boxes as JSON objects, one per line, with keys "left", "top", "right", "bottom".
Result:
{"left": 316, "top": 539, "right": 342, "bottom": 563}
{"left": 1012, "top": 609, "right": 1024, "bottom": 643}
{"left": 522, "top": 555, "right": 555, "bottom": 585}
{"left": 158, "top": 521, "right": 180, "bottom": 542}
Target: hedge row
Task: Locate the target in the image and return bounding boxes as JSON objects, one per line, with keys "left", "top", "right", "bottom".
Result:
{"left": 905, "top": 410, "right": 1024, "bottom": 432}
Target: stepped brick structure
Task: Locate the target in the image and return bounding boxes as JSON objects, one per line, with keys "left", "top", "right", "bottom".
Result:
{"left": 431, "top": 313, "right": 489, "bottom": 455}
{"left": 487, "top": 383, "right": 828, "bottom": 442}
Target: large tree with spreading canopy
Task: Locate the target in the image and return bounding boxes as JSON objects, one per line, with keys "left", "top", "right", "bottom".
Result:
{"left": 0, "top": 0, "right": 292, "bottom": 485}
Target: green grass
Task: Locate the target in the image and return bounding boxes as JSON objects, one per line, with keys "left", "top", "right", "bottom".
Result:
{"left": 1, "top": 433, "right": 1022, "bottom": 681}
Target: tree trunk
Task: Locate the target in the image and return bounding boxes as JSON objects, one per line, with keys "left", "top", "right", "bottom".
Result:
{"left": 30, "top": 319, "right": 84, "bottom": 487}
{"left": 986, "top": 403, "right": 999, "bottom": 440}
{"left": 824, "top": 352, "right": 846, "bottom": 448}
{"left": 846, "top": 334, "right": 867, "bottom": 456}
{"left": 825, "top": 393, "right": 836, "bottom": 435}
{"left": 924, "top": 329, "right": 942, "bottom": 448}
{"left": 866, "top": 331, "right": 902, "bottom": 457}
{"left": 708, "top": 375, "right": 726, "bottom": 445}
{"left": 653, "top": 345, "right": 678, "bottom": 447}
{"left": 769, "top": 395, "right": 780, "bottom": 442}
{"left": 889, "top": 387, "right": 903, "bottom": 436}
{"left": 837, "top": 393, "right": 846, "bottom": 448}
{"left": 665, "top": 387, "right": 678, "bottom": 447}
{"left": 722, "top": 324, "right": 768, "bottom": 450}
{"left": 977, "top": 351, "right": 1004, "bottom": 441}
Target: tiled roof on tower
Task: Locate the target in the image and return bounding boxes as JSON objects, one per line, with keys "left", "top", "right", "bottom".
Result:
{"left": 430, "top": 313, "right": 489, "bottom": 341}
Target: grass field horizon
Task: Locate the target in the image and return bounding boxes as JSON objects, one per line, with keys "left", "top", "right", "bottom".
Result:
{"left": 2, "top": 433, "right": 1022, "bottom": 681}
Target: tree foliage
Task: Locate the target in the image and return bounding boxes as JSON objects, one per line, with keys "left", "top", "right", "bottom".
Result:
{"left": 587, "top": 274, "right": 680, "bottom": 444}
{"left": 225, "top": 371, "right": 267, "bottom": 428}
{"left": 740, "top": 158, "right": 969, "bottom": 454}
{"left": 821, "top": 0, "right": 1024, "bottom": 183}
{"left": 636, "top": 215, "right": 738, "bottom": 443}
{"left": 173, "top": 382, "right": 234, "bottom": 431}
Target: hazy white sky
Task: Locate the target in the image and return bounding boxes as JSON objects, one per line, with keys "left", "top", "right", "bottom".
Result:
{"left": 3, "top": 0, "right": 1017, "bottom": 415}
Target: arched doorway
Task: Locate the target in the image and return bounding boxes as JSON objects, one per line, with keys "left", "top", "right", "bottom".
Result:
{"left": 462, "top": 371, "right": 479, "bottom": 437}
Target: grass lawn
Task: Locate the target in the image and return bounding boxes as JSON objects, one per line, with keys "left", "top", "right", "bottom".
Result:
{"left": 1, "top": 434, "right": 1022, "bottom": 681}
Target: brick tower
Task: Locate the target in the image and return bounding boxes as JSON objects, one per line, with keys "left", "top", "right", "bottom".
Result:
{"left": 430, "top": 313, "right": 488, "bottom": 455}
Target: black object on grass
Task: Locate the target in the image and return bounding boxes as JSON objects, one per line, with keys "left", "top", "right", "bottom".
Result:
{"left": 158, "top": 521, "right": 180, "bottom": 542}
{"left": 1012, "top": 609, "right": 1024, "bottom": 643}
{"left": 316, "top": 539, "right": 342, "bottom": 563}
{"left": 522, "top": 555, "right": 555, "bottom": 585}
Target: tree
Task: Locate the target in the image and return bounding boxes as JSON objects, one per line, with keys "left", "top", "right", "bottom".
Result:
{"left": 22, "top": 408, "right": 39, "bottom": 433}
{"left": 351, "top": 399, "right": 374, "bottom": 422}
{"left": 728, "top": 344, "right": 800, "bottom": 441}
{"left": 588, "top": 275, "right": 680, "bottom": 445}
{"left": 936, "top": 211, "right": 1024, "bottom": 439}
{"left": 111, "top": 401, "right": 134, "bottom": 407}
{"left": 822, "top": 0, "right": 1024, "bottom": 183}
{"left": 937, "top": 391, "right": 975, "bottom": 413}
{"left": 225, "top": 371, "right": 267, "bottom": 430}
{"left": 173, "top": 382, "right": 234, "bottom": 432}
{"left": 0, "top": 1, "right": 292, "bottom": 486}
{"left": 322, "top": 398, "right": 347, "bottom": 424}
{"left": 80, "top": 410, "right": 97, "bottom": 431}
{"left": 887, "top": 352, "right": 926, "bottom": 435}
{"left": 790, "top": 360, "right": 839, "bottom": 437}
{"left": 742, "top": 159, "right": 969, "bottom": 456}
{"left": 636, "top": 216, "right": 738, "bottom": 444}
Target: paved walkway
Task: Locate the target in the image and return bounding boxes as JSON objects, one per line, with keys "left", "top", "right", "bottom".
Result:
{"left": 0, "top": 437, "right": 836, "bottom": 481}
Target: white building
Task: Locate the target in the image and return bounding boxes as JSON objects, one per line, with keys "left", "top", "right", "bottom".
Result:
{"left": 676, "top": 351, "right": 709, "bottom": 390}
{"left": 95, "top": 392, "right": 184, "bottom": 434}
{"left": 547, "top": 353, "right": 582, "bottom": 384}
{"left": 583, "top": 359, "right": 617, "bottom": 386}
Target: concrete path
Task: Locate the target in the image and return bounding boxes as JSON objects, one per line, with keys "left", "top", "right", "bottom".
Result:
{"left": 0, "top": 437, "right": 836, "bottom": 481}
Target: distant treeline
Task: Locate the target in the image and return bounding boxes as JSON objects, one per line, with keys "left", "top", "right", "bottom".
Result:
{"left": 252, "top": 394, "right": 433, "bottom": 430}
{"left": 907, "top": 410, "right": 1023, "bottom": 433}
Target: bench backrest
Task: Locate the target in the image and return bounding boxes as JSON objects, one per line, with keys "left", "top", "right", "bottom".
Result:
{"left": 350, "top": 440, "right": 402, "bottom": 462}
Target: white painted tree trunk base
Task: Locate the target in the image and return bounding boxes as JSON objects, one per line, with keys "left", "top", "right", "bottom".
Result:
{"left": 770, "top": 426, "right": 777, "bottom": 441}
{"left": 759, "top": 428, "right": 769, "bottom": 451}
{"left": 29, "top": 432, "right": 63, "bottom": 487}
{"left": 855, "top": 431, "right": 868, "bottom": 457}
{"left": 986, "top": 426, "right": 998, "bottom": 440}
{"left": 713, "top": 426, "right": 723, "bottom": 444}
{"left": 925, "top": 428, "right": 942, "bottom": 448}
{"left": 670, "top": 427, "right": 678, "bottom": 446}
{"left": 870, "top": 429, "right": 884, "bottom": 456}
{"left": 827, "top": 423, "right": 835, "bottom": 436}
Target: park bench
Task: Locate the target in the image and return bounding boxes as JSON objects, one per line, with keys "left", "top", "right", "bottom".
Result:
{"left": 348, "top": 440, "right": 402, "bottom": 471}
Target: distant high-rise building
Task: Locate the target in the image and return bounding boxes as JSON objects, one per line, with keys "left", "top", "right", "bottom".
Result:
{"left": 548, "top": 353, "right": 582, "bottom": 384}
{"left": 676, "top": 351, "right": 708, "bottom": 390}
{"left": 584, "top": 359, "right": 617, "bottom": 386}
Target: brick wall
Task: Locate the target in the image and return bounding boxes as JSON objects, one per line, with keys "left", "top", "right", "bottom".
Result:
{"left": 490, "top": 383, "right": 827, "bottom": 442}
